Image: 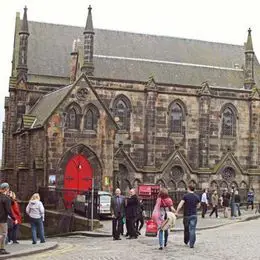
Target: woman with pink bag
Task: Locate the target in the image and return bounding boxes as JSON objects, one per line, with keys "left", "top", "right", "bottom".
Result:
{"left": 152, "top": 188, "right": 176, "bottom": 250}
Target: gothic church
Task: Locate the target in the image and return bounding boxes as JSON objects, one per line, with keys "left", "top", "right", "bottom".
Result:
{"left": 2, "top": 6, "right": 260, "bottom": 200}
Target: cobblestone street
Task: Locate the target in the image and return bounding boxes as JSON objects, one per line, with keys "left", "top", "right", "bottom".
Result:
{"left": 15, "top": 218, "right": 260, "bottom": 260}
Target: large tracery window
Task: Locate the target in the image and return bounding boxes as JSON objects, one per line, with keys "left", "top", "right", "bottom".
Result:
{"left": 170, "top": 103, "right": 184, "bottom": 133}
{"left": 222, "top": 107, "right": 235, "bottom": 136}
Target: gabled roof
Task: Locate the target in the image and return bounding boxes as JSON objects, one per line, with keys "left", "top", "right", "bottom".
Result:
{"left": 28, "top": 73, "right": 119, "bottom": 129}
{"left": 25, "top": 20, "right": 260, "bottom": 88}
{"left": 29, "top": 84, "right": 73, "bottom": 127}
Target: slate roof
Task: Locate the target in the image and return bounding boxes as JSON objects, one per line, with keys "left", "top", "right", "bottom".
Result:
{"left": 29, "top": 84, "right": 73, "bottom": 126}
{"left": 26, "top": 21, "right": 260, "bottom": 88}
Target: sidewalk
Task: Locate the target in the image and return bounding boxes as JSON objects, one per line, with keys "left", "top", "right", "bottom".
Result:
{"left": 0, "top": 209, "right": 258, "bottom": 258}
{"left": 0, "top": 241, "right": 58, "bottom": 259}
{"left": 96, "top": 208, "right": 260, "bottom": 235}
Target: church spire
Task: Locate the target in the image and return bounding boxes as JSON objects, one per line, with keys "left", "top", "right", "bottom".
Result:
{"left": 244, "top": 28, "right": 255, "bottom": 89}
{"left": 16, "top": 6, "right": 30, "bottom": 82}
{"left": 81, "top": 5, "right": 94, "bottom": 75}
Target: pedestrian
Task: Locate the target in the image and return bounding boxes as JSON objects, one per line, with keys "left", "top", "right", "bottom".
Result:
{"left": 234, "top": 190, "right": 241, "bottom": 217}
{"left": 152, "top": 188, "right": 176, "bottom": 250}
{"left": 209, "top": 190, "right": 219, "bottom": 218}
{"left": 125, "top": 188, "right": 139, "bottom": 239}
{"left": 176, "top": 185, "right": 200, "bottom": 249}
{"left": 26, "top": 193, "right": 45, "bottom": 244}
{"left": 201, "top": 188, "right": 208, "bottom": 218}
{"left": 136, "top": 199, "right": 144, "bottom": 235}
{"left": 221, "top": 188, "right": 230, "bottom": 218}
{"left": 0, "top": 183, "right": 17, "bottom": 255}
{"left": 110, "top": 188, "right": 125, "bottom": 240}
{"left": 230, "top": 186, "right": 236, "bottom": 219}
{"left": 7, "top": 191, "right": 22, "bottom": 244}
{"left": 247, "top": 189, "right": 254, "bottom": 210}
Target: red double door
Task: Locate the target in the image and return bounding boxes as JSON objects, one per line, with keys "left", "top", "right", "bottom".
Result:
{"left": 63, "top": 154, "right": 93, "bottom": 208}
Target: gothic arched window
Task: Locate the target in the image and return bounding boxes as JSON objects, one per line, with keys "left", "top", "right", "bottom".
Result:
{"left": 112, "top": 95, "right": 131, "bottom": 130}
{"left": 84, "top": 105, "right": 99, "bottom": 130}
{"left": 170, "top": 103, "right": 184, "bottom": 133}
{"left": 222, "top": 107, "right": 235, "bottom": 136}
{"left": 67, "top": 108, "right": 77, "bottom": 129}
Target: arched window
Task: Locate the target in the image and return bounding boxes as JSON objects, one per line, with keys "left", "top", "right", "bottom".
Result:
{"left": 112, "top": 95, "right": 131, "bottom": 130}
{"left": 84, "top": 105, "right": 99, "bottom": 131}
{"left": 170, "top": 103, "right": 184, "bottom": 133}
{"left": 222, "top": 107, "right": 235, "bottom": 136}
{"left": 67, "top": 108, "right": 77, "bottom": 129}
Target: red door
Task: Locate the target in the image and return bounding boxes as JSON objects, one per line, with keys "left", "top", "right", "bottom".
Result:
{"left": 63, "top": 154, "right": 93, "bottom": 208}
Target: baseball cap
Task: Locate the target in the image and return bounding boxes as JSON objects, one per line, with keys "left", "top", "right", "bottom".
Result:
{"left": 0, "top": 182, "right": 10, "bottom": 189}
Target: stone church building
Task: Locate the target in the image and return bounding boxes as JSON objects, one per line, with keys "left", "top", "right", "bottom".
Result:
{"left": 2, "top": 6, "right": 260, "bottom": 200}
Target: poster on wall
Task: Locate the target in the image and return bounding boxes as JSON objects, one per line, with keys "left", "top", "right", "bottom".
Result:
{"left": 48, "top": 175, "right": 56, "bottom": 187}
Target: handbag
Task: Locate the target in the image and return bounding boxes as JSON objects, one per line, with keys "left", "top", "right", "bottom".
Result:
{"left": 145, "top": 219, "right": 158, "bottom": 237}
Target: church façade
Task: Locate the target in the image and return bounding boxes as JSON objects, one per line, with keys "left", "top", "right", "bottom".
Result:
{"left": 2, "top": 6, "right": 260, "bottom": 200}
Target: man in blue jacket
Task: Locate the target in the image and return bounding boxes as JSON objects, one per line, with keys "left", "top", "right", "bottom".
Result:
{"left": 0, "top": 183, "right": 17, "bottom": 255}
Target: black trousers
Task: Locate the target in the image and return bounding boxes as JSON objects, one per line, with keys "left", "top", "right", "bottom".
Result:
{"left": 126, "top": 217, "right": 137, "bottom": 238}
{"left": 136, "top": 218, "right": 144, "bottom": 232}
{"left": 112, "top": 216, "right": 123, "bottom": 239}
{"left": 201, "top": 202, "right": 207, "bottom": 218}
{"left": 247, "top": 201, "right": 254, "bottom": 210}
{"left": 209, "top": 206, "right": 218, "bottom": 218}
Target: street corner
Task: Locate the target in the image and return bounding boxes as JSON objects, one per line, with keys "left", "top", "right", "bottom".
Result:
{"left": 0, "top": 241, "right": 58, "bottom": 259}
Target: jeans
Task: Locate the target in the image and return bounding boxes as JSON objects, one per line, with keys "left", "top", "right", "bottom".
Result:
{"left": 158, "top": 229, "right": 168, "bottom": 247}
{"left": 8, "top": 224, "right": 19, "bottom": 242}
{"left": 235, "top": 203, "right": 241, "bottom": 216}
{"left": 30, "top": 218, "right": 45, "bottom": 243}
{"left": 183, "top": 215, "right": 198, "bottom": 248}
{"left": 0, "top": 223, "right": 7, "bottom": 250}
{"left": 230, "top": 202, "right": 235, "bottom": 217}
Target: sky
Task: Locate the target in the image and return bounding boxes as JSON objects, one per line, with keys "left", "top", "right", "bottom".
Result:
{"left": 1, "top": 0, "right": 260, "bottom": 159}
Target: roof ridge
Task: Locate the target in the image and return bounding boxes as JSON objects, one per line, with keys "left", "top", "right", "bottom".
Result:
{"left": 94, "top": 54, "right": 244, "bottom": 71}
{"left": 28, "top": 20, "right": 244, "bottom": 48}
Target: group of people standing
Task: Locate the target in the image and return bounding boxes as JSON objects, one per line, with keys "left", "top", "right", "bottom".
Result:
{"left": 0, "top": 182, "right": 46, "bottom": 255}
{"left": 110, "top": 188, "right": 144, "bottom": 241}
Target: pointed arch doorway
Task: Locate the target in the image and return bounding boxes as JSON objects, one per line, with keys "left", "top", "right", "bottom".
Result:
{"left": 64, "top": 154, "right": 93, "bottom": 208}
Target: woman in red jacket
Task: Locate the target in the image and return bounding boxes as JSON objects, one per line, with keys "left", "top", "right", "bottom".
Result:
{"left": 8, "top": 191, "right": 22, "bottom": 244}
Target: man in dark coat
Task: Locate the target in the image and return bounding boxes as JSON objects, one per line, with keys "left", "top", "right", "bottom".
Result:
{"left": 125, "top": 188, "right": 139, "bottom": 239}
{"left": 0, "top": 183, "right": 17, "bottom": 255}
{"left": 110, "top": 188, "right": 125, "bottom": 240}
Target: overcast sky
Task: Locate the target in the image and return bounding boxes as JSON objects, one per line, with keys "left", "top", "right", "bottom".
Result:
{"left": 1, "top": 0, "right": 260, "bottom": 159}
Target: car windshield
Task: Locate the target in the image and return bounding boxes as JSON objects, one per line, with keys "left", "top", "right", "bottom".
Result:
{"left": 100, "top": 195, "right": 111, "bottom": 203}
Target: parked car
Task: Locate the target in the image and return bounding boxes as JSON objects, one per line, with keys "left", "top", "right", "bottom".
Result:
{"left": 72, "top": 191, "right": 112, "bottom": 219}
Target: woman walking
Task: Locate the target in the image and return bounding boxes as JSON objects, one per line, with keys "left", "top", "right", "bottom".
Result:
{"left": 152, "top": 188, "right": 176, "bottom": 250}
{"left": 8, "top": 191, "right": 22, "bottom": 244}
{"left": 26, "top": 193, "right": 45, "bottom": 244}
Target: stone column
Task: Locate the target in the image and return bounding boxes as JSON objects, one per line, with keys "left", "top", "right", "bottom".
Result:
{"left": 198, "top": 83, "right": 211, "bottom": 168}
{"left": 144, "top": 77, "right": 158, "bottom": 167}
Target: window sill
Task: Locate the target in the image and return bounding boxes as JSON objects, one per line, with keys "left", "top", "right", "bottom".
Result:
{"left": 83, "top": 130, "right": 97, "bottom": 135}
{"left": 169, "top": 133, "right": 184, "bottom": 138}
{"left": 221, "top": 135, "right": 236, "bottom": 139}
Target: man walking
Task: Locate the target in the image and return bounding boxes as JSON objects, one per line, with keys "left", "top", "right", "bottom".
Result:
{"left": 0, "top": 183, "right": 17, "bottom": 255}
{"left": 110, "top": 188, "right": 125, "bottom": 240}
{"left": 247, "top": 189, "right": 254, "bottom": 210}
{"left": 200, "top": 189, "right": 208, "bottom": 218}
{"left": 209, "top": 190, "right": 219, "bottom": 218}
{"left": 176, "top": 185, "right": 200, "bottom": 248}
